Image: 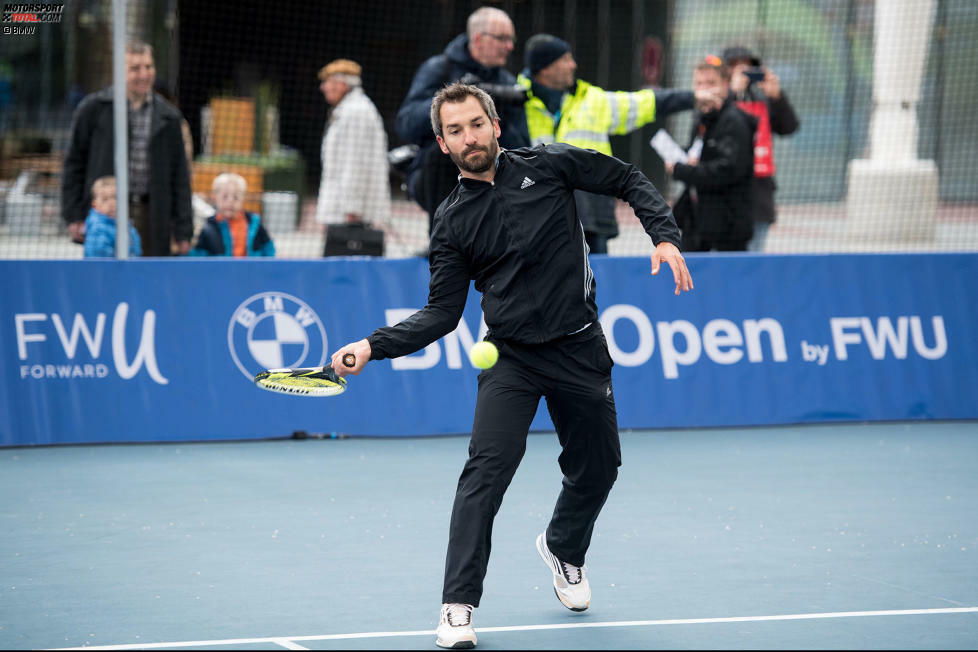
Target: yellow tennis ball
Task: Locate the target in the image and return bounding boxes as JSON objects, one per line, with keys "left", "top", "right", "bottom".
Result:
{"left": 469, "top": 341, "right": 499, "bottom": 369}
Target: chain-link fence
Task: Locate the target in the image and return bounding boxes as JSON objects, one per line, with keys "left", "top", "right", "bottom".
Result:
{"left": 1, "top": 0, "right": 976, "bottom": 259}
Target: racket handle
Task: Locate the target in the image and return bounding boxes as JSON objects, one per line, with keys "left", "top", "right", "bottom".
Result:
{"left": 342, "top": 353, "right": 356, "bottom": 368}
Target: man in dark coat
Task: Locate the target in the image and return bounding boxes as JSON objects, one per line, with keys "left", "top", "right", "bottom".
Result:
{"left": 723, "top": 45, "right": 800, "bottom": 252}
{"left": 62, "top": 41, "right": 192, "bottom": 256}
{"left": 667, "top": 56, "right": 757, "bottom": 252}
{"left": 396, "top": 6, "right": 529, "bottom": 240}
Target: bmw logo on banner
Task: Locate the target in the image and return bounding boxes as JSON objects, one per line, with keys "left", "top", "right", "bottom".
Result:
{"left": 227, "top": 292, "right": 328, "bottom": 380}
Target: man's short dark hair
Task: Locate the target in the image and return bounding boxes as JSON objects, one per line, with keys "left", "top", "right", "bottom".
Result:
{"left": 695, "top": 55, "right": 730, "bottom": 81}
{"left": 430, "top": 82, "right": 499, "bottom": 137}
{"left": 126, "top": 40, "right": 153, "bottom": 57}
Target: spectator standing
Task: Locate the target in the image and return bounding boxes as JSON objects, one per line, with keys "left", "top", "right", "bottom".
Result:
{"left": 330, "top": 83, "right": 693, "bottom": 650}
{"left": 190, "top": 173, "right": 274, "bottom": 257}
{"left": 396, "top": 6, "right": 529, "bottom": 242}
{"left": 83, "top": 176, "right": 142, "bottom": 258}
{"left": 154, "top": 82, "right": 206, "bottom": 252}
{"left": 62, "top": 41, "right": 192, "bottom": 256}
{"left": 518, "top": 34, "right": 718, "bottom": 254}
{"left": 722, "top": 45, "right": 800, "bottom": 252}
{"left": 154, "top": 83, "right": 194, "bottom": 165}
{"left": 666, "top": 56, "right": 757, "bottom": 252}
{"left": 314, "top": 59, "right": 391, "bottom": 242}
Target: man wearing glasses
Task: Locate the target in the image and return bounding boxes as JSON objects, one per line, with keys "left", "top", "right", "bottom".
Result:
{"left": 396, "top": 6, "right": 529, "bottom": 253}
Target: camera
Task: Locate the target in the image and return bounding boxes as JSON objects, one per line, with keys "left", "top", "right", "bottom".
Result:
{"left": 387, "top": 143, "right": 419, "bottom": 191}
{"left": 388, "top": 144, "right": 419, "bottom": 175}
{"left": 458, "top": 73, "right": 528, "bottom": 105}
{"left": 744, "top": 67, "right": 766, "bottom": 85}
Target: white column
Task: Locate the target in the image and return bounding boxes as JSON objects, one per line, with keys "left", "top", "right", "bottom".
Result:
{"left": 846, "top": 0, "right": 938, "bottom": 244}
{"left": 870, "top": 0, "right": 933, "bottom": 161}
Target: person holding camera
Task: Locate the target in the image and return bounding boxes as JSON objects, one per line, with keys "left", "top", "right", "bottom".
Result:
{"left": 395, "top": 6, "right": 529, "bottom": 249}
{"left": 517, "top": 34, "right": 718, "bottom": 254}
{"left": 722, "top": 45, "right": 800, "bottom": 252}
{"left": 665, "top": 55, "right": 757, "bottom": 252}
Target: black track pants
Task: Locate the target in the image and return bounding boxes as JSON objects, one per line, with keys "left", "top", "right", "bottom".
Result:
{"left": 441, "top": 322, "right": 622, "bottom": 607}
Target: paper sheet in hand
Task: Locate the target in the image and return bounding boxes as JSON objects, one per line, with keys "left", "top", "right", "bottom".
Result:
{"left": 650, "top": 129, "right": 689, "bottom": 165}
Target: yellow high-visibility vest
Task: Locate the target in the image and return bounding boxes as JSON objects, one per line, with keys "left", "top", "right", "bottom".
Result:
{"left": 518, "top": 74, "right": 659, "bottom": 154}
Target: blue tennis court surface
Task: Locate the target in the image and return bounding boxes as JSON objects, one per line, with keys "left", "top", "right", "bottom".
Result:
{"left": 2, "top": 421, "right": 976, "bottom": 649}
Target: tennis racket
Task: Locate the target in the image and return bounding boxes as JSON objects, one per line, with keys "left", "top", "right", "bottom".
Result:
{"left": 254, "top": 353, "right": 356, "bottom": 397}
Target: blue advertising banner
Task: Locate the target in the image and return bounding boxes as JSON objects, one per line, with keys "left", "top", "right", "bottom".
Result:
{"left": 1, "top": 254, "right": 976, "bottom": 446}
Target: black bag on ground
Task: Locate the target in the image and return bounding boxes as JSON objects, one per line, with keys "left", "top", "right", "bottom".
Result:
{"left": 323, "top": 223, "right": 385, "bottom": 257}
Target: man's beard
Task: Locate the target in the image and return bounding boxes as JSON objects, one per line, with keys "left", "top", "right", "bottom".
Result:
{"left": 448, "top": 139, "right": 499, "bottom": 174}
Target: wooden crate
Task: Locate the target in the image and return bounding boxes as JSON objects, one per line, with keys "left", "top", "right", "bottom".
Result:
{"left": 209, "top": 98, "right": 255, "bottom": 155}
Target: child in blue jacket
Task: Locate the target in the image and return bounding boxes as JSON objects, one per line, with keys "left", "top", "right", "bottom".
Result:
{"left": 83, "top": 176, "right": 142, "bottom": 257}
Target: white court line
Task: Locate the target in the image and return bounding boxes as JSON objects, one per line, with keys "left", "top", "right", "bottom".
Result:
{"left": 51, "top": 606, "right": 978, "bottom": 650}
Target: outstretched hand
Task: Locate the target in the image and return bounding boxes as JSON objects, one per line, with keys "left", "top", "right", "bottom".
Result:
{"left": 650, "top": 241, "right": 694, "bottom": 295}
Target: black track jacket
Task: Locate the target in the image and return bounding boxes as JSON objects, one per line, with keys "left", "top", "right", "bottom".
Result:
{"left": 367, "top": 144, "right": 681, "bottom": 360}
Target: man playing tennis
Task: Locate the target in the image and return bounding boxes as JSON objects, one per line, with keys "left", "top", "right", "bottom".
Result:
{"left": 331, "top": 82, "right": 693, "bottom": 649}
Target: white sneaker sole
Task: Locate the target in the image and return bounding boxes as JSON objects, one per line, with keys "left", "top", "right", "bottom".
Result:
{"left": 536, "top": 533, "right": 590, "bottom": 612}
{"left": 435, "top": 636, "right": 476, "bottom": 649}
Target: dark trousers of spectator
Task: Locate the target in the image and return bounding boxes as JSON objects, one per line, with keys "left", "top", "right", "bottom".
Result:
{"left": 414, "top": 146, "right": 460, "bottom": 239}
{"left": 129, "top": 196, "right": 151, "bottom": 257}
{"left": 585, "top": 231, "right": 609, "bottom": 254}
{"left": 441, "top": 322, "right": 621, "bottom": 607}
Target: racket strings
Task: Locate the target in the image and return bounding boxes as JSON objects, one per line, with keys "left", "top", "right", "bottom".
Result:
{"left": 254, "top": 367, "right": 347, "bottom": 396}
{"left": 270, "top": 375, "right": 338, "bottom": 388}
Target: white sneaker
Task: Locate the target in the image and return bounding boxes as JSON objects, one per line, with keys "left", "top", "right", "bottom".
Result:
{"left": 536, "top": 532, "right": 590, "bottom": 611}
{"left": 436, "top": 602, "right": 477, "bottom": 649}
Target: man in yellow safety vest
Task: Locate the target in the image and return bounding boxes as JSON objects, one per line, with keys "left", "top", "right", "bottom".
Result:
{"left": 518, "top": 34, "right": 719, "bottom": 253}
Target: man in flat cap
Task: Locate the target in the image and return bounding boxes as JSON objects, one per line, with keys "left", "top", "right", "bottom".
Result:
{"left": 517, "top": 34, "right": 719, "bottom": 254}
{"left": 315, "top": 58, "right": 391, "bottom": 253}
